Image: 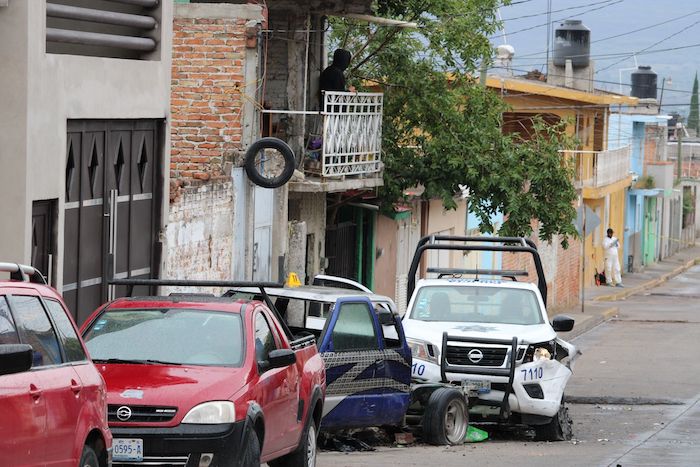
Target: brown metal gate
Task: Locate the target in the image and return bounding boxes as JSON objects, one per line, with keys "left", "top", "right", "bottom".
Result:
{"left": 63, "top": 120, "right": 162, "bottom": 324}
{"left": 324, "top": 221, "right": 357, "bottom": 280}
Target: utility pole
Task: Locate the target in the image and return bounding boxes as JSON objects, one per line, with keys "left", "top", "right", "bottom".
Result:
{"left": 677, "top": 122, "right": 683, "bottom": 181}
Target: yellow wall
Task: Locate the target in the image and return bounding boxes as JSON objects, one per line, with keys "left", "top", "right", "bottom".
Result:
{"left": 583, "top": 186, "right": 626, "bottom": 285}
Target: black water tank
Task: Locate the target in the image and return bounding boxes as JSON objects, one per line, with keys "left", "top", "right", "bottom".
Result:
{"left": 631, "top": 66, "right": 658, "bottom": 99}
{"left": 553, "top": 20, "right": 590, "bottom": 68}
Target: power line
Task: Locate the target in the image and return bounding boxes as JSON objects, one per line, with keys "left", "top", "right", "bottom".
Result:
{"left": 513, "top": 9, "right": 700, "bottom": 60}
{"left": 490, "top": 66, "right": 694, "bottom": 94}
{"left": 596, "top": 17, "right": 700, "bottom": 73}
{"left": 502, "top": 0, "right": 618, "bottom": 22}
{"left": 505, "top": 0, "right": 539, "bottom": 6}
{"left": 490, "top": 0, "right": 624, "bottom": 39}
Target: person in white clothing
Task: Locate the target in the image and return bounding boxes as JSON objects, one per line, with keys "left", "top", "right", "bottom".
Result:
{"left": 602, "top": 228, "right": 623, "bottom": 287}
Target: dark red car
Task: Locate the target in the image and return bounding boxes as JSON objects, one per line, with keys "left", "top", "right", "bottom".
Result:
{"left": 80, "top": 280, "right": 325, "bottom": 467}
{"left": 0, "top": 263, "right": 112, "bottom": 467}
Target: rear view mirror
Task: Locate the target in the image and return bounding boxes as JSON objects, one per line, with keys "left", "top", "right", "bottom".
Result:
{"left": 552, "top": 315, "right": 575, "bottom": 332}
{"left": 268, "top": 349, "right": 297, "bottom": 369}
{"left": 0, "top": 344, "right": 33, "bottom": 376}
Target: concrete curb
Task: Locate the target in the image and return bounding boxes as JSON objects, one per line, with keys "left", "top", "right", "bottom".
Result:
{"left": 591, "top": 257, "right": 700, "bottom": 302}
{"left": 564, "top": 306, "right": 618, "bottom": 340}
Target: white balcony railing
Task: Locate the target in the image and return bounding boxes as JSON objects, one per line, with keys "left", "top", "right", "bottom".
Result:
{"left": 564, "top": 146, "right": 631, "bottom": 189}
{"left": 321, "top": 91, "right": 383, "bottom": 177}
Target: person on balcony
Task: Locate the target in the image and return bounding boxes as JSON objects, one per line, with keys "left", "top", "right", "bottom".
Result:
{"left": 319, "top": 48, "right": 355, "bottom": 108}
{"left": 603, "top": 228, "right": 623, "bottom": 287}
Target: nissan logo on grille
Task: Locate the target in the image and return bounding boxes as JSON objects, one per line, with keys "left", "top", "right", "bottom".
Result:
{"left": 467, "top": 349, "right": 484, "bottom": 364}
{"left": 116, "top": 406, "right": 132, "bottom": 421}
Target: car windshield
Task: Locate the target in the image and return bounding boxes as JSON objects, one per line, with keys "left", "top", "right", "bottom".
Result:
{"left": 410, "top": 285, "right": 544, "bottom": 325}
{"left": 83, "top": 308, "right": 244, "bottom": 366}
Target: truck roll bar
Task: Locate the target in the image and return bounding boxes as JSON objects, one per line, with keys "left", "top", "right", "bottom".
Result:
{"left": 407, "top": 236, "right": 547, "bottom": 306}
{"left": 108, "top": 278, "right": 294, "bottom": 340}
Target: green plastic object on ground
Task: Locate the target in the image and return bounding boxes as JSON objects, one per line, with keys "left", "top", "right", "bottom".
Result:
{"left": 465, "top": 426, "right": 489, "bottom": 443}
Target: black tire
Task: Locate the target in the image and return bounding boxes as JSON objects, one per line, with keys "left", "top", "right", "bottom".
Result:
{"left": 240, "top": 429, "right": 261, "bottom": 467}
{"left": 79, "top": 445, "right": 99, "bottom": 467}
{"left": 268, "top": 418, "right": 318, "bottom": 467}
{"left": 534, "top": 404, "right": 573, "bottom": 441}
{"left": 244, "top": 137, "right": 296, "bottom": 189}
{"left": 422, "top": 387, "right": 469, "bottom": 445}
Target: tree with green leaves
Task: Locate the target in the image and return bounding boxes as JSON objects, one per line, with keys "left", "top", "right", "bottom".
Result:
{"left": 331, "top": 0, "right": 578, "bottom": 246}
{"left": 688, "top": 72, "right": 699, "bottom": 135}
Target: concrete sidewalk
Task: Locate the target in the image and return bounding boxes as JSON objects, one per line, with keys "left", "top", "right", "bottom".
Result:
{"left": 558, "top": 244, "right": 700, "bottom": 340}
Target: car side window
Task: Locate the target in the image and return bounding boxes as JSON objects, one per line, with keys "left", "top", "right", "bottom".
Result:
{"left": 0, "top": 296, "right": 20, "bottom": 345}
{"left": 10, "top": 296, "right": 62, "bottom": 367}
{"left": 254, "top": 312, "right": 277, "bottom": 369}
{"left": 44, "top": 300, "right": 87, "bottom": 362}
{"left": 331, "top": 302, "right": 379, "bottom": 352}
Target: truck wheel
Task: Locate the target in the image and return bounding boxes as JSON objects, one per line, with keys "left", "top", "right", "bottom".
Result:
{"left": 269, "top": 419, "right": 318, "bottom": 467}
{"left": 241, "top": 429, "right": 261, "bottom": 467}
{"left": 422, "top": 387, "right": 469, "bottom": 445}
{"left": 244, "top": 137, "right": 296, "bottom": 189}
{"left": 79, "top": 445, "right": 99, "bottom": 467}
{"left": 534, "top": 404, "right": 573, "bottom": 441}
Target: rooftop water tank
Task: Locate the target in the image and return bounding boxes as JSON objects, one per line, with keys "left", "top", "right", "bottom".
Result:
{"left": 553, "top": 20, "right": 590, "bottom": 68}
{"left": 631, "top": 66, "right": 658, "bottom": 99}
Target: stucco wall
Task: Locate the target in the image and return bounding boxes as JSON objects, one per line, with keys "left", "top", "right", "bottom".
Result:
{"left": 165, "top": 180, "right": 234, "bottom": 282}
{"left": 0, "top": 1, "right": 172, "bottom": 288}
{"left": 288, "top": 191, "right": 326, "bottom": 281}
{"left": 374, "top": 214, "right": 398, "bottom": 298}
{"left": 0, "top": 0, "right": 29, "bottom": 267}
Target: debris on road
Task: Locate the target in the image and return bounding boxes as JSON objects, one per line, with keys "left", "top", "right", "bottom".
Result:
{"left": 465, "top": 426, "right": 489, "bottom": 443}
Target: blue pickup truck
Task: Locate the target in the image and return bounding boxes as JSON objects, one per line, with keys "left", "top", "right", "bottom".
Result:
{"left": 227, "top": 279, "right": 471, "bottom": 445}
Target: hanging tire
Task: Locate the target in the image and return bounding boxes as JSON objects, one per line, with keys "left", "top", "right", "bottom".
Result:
{"left": 79, "top": 445, "right": 99, "bottom": 467}
{"left": 422, "top": 387, "right": 469, "bottom": 445}
{"left": 534, "top": 404, "right": 573, "bottom": 441}
{"left": 244, "top": 137, "right": 296, "bottom": 189}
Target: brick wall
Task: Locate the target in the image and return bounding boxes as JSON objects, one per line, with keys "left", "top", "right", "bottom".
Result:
{"left": 170, "top": 14, "right": 246, "bottom": 196}
{"left": 167, "top": 11, "right": 249, "bottom": 281}
{"left": 501, "top": 229, "right": 581, "bottom": 314}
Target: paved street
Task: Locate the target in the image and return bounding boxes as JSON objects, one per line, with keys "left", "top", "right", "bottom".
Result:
{"left": 317, "top": 266, "right": 700, "bottom": 467}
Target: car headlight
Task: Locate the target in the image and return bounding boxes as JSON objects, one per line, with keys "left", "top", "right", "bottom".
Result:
{"left": 407, "top": 338, "right": 439, "bottom": 364}
{"left": 522, "top": 342, "right": 556, "bottom": 363}
{"left": 182, "top": 401, "right": 235, "bottom": 424}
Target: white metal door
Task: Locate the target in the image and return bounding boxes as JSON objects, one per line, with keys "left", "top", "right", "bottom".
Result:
{"left": 253, "top": 186, "right": 273, "bottom": 281}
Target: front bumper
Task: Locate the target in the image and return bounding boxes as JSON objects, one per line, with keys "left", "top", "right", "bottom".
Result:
{"left": 110, "top": 421, "right": 246, "bottom": 467}
{"left": 411, "top": 334, "right": 572, "bottom": 419}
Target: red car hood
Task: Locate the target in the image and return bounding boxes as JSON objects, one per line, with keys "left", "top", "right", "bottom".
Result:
{"left": 98, "top": 363, "right": 249, "bottom": 423}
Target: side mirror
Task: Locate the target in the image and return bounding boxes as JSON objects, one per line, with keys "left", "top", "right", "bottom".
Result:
{"left": 0, "top": 344, "right": 33, "bottom": 376}
{"left": 552, "top": 315, "right": 575, "bottom": 332}
{"left": 376, "top": 307, "right": 395, "bottom": 326}
{"left": 268, "top": 349, "right": 297, "bottom": 369}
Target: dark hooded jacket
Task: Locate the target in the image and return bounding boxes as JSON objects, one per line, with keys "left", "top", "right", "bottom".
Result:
{"left": 319, "top": 49, "right": 352, "bottom": 104}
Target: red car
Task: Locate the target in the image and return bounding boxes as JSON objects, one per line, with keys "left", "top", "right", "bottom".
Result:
{"left": 80, "top": 280, "right": 325, "bottom": 467}
{"left": 0, "top": 263, "right": 112, "bottom": 467}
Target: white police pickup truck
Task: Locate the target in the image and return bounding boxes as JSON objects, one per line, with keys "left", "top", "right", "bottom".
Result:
{"left": 402, "top": 236, "right": 580, "bottom": 441}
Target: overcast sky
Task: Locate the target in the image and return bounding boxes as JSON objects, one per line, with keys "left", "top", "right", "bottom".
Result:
{"left": 492, "top": 0, "right": 699, "bottom": 115}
